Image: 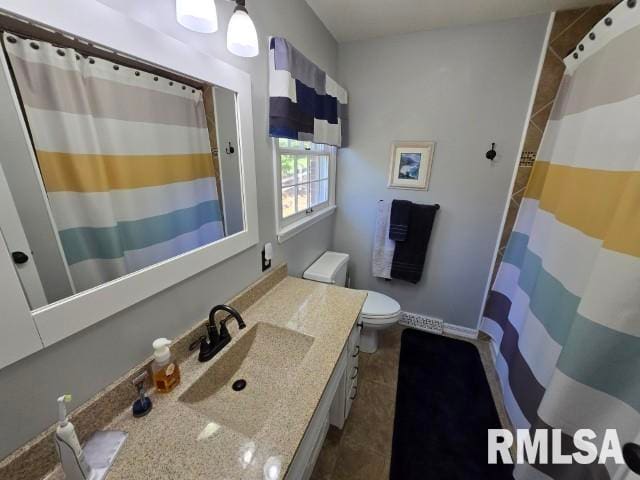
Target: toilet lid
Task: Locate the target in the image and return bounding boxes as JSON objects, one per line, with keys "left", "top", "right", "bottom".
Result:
{"left": 362, "top": 291, "right": 401, "bottom": 318}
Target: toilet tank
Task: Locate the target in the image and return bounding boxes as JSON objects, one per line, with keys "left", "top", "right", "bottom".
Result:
{"left": 303, "top": 251, "right": 349, "bottom": 286}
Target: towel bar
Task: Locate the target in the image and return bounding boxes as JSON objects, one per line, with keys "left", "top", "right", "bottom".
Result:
{"left": 378, "top": 199, "right": 440, "bottom": 210}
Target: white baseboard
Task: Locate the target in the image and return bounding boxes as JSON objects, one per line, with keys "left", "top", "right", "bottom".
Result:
{"left": 399, "top": 311, "right": 478, "bottom": 339}
{"left": 443, "top": 323, "right": 479, "bottom": 339}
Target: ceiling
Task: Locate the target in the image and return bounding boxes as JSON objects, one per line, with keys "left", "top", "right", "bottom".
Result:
{"left": 304, "top": 0, "right": 611, "bottom": 42}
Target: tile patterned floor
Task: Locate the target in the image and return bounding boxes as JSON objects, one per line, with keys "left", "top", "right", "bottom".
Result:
{"left": 310, "top": 325, "right": 512, "bottom": 480}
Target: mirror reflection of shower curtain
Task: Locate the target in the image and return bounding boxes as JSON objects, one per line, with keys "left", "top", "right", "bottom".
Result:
{"left": 482, "top": 3, "right": 640, "bottom": 479}
{"left": 3, "top": 33, "right": 224, "bottom": 292}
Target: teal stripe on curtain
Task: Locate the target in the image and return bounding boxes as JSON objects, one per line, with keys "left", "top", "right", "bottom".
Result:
{"left": 558, "top": 315, "right": 640, "bottom": 412}
{"left": 502, "top": 231, "right": 529, "bottom": 266}
{"left": 502, "top": 233, "right": 579, "bottom": 346}
{"left": 60, "top": 200, "right": 222, "bottom": 264}
{"left": 520, "top": 253, "right": 579, "bottom": 346}
{"left": 494, "top": 235, "right": 640, "bottom": 411}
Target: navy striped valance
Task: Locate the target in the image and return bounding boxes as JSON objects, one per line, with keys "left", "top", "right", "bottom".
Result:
{"left": 268, "top": 37, "right": 347, "bottom": 147}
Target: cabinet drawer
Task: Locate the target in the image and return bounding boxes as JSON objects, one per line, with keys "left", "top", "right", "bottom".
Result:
{"left": 345, "top": 376, "right": 358, "bottom": 419}
{"left": 348, "top": 322, "right": 361, "bottom": 355}
{"left": 345, "top": 323, "right": 360, "bottom": 420}
{"left": 348, "top": 362, "right": 359, "bottom": 385}
{"left": 329, "top": 322, "right": 361, "bottom": 429}
{"left": 348, "top": 323, "right": 360, "bottom": 373}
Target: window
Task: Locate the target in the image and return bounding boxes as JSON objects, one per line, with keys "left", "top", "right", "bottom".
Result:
{"left": 274, "top": 138, "right": 336, "bottom": 241}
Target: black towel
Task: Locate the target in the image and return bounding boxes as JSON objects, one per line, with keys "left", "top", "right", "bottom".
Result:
{"left": 389, "top": 199, "right": 412, "bottom": 241}
{"left": 391, "top": 203, "right": 438, "bottom": 284}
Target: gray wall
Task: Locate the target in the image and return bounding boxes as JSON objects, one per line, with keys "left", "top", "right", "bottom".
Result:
{"left": 333, "top": 15, "right": 549, "bottom": 330}
{"left": 0, "top": 0, "right": 337, "bottom": 460}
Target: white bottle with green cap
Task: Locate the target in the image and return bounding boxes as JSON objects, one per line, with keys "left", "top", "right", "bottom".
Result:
{"left": 54, "top": 394, "right": 91, "bottom": 480}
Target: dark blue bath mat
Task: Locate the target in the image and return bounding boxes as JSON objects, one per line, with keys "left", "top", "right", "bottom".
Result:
{"left": 390, "top": 329, "right": 513, "bottom": 479}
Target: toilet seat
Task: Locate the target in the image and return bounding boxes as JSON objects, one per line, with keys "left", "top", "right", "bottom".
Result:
{"left": 361, "top": 290, "right": 401, "bottom": 322}
{"left": 361, "top": 313, "right": 401, "bottom": 328}
{"left": 358, "top": 290, "right": 401, "bottom": 353}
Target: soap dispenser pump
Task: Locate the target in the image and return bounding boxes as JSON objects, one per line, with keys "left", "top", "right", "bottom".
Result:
{"left": 54, "top": 394, "right": 91, "bottom": 480}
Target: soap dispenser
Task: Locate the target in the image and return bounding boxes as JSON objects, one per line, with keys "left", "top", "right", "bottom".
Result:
{"left": 151, "top": 338, "right": 181, "bottom": 393}
{"left": 54, "top": 394, "right": 91, "bottom": 480}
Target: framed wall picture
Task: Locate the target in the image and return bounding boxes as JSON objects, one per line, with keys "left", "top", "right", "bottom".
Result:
{"left": 387, "top": 141, "right": 434, "bottom": 190}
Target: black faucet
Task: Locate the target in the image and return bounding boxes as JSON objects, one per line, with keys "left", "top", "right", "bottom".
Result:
{"left": 191, "top": 304, "right": 246, "bottom": 362}
{"left": 217, "top": 305, "right": 246, "bottom": 340}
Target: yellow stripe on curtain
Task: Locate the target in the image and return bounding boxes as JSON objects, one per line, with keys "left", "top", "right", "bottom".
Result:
{"left": 37, "top": 151, "right": 216, "bottom": 192}
{"left": 523, "top": 160, "right": 549, "bottom": 200}
{"left": 524, "top": 160, "right": 640, "bottom": 257}
{"left": 603, "top": 172, "right": 640, "bottom": 257}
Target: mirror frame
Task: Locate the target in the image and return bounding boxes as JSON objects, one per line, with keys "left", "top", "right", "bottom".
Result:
{"left": 0, "top": 0, "right": 259, "bottom": 358}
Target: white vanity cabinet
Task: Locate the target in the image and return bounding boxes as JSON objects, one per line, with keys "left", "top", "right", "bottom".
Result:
{"left": 330, "top": 322, "right": 361, "bottom": 430}
{"left": 286, "top": 322, "right": 361, "bottom": 480}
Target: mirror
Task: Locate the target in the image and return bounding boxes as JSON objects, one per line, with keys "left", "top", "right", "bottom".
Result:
{"left": 0, "top": 27, "right": 245, "bottom": 310}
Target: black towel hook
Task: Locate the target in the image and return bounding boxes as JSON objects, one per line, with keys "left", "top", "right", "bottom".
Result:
{"left": 486, "top": 142, "right": 497, "bottom": 161}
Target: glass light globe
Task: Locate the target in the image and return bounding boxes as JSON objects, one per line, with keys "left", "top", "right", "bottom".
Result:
{"left": 176, "top": 0, "right": 218, "bottom": 33}
{"left": 227, "top": 9, "right": 259, "bottom": 57}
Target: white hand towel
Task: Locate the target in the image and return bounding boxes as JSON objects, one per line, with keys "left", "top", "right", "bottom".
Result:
{"left": 372, "top": 200, "right": 396, "bottom": 279}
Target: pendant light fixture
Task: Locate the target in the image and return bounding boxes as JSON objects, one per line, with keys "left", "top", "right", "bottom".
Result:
{"left": 226, "top": 0, "right": 259, "bottom": 58}
{"left": 176, "top": 0, "right": 218, "bottom": 33}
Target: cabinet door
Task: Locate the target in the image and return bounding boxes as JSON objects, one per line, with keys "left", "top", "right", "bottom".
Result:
{"left": 289, "top": 344, "right": 347, "bottom": 478}
{"left": 0, "top": 163, "right": 47, "bottom": 308}
{"left": 0, "top": 229, "right": 43, "bottom": 368}
{"left": 329, "top": 364, "right": 347, "bottom": 429}
{"left": 301, "top": 415, "right": 330, "bottom": 480}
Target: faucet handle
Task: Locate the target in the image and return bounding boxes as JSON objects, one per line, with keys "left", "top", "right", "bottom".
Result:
{"left": 219, "top": 321, "right": 230, "bottom": 341}
{"left": 189, "top": 335, "right": 207, "bottom": 352}
{"left": 207, "top": 322, "right": 220, "bottom": 344}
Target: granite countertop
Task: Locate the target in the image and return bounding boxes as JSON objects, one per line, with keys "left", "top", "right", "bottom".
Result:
{"left": 81, "top": 277, "right": 366, "bottom": 480}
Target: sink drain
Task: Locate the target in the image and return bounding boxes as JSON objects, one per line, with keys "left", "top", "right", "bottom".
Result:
{"left": 232, "top": 379, "right": 247, "bottom": 391}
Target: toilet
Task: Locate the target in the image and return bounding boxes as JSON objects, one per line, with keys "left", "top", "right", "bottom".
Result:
{"left": 303, "top": 251, "right": 402, "bottom": 353}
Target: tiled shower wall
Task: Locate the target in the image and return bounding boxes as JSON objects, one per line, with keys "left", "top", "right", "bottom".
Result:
{"left": 491, "top": 3, "right": 615, "bottom": 282}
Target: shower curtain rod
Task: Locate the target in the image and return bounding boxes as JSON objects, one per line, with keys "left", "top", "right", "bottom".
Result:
{"left": 0, "top": 13, "right": 204, "bottom": 89}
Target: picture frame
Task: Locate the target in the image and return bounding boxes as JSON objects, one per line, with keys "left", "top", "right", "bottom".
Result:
{"left": 387, "top": 141, "right": 435, "bottom": 190}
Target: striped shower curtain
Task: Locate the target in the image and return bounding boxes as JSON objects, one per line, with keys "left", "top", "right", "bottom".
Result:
{"left": 482, "top": 3, "right": 640, "bottom": 479}
{"left": 3, "top": 34, "right": 224, "bottom": 293}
